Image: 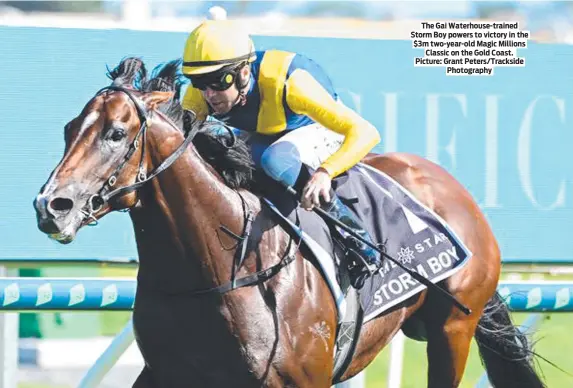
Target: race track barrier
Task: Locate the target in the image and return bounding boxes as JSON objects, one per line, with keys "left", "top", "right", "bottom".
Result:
{"left": 0, "top": 278, "right": 571, "bottom": 387}
{"left": 0, "top": 278, "right": 570, "bottom": 312}
{"left": 0, "top": 278, "right": 136, "bottom": 311}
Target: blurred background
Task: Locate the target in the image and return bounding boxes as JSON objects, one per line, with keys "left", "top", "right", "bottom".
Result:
{"left": 1, "top": 1, "right": 573, "bottom": 388}
{"left": 1, "top": 0, "right": 573, "bottom": 42}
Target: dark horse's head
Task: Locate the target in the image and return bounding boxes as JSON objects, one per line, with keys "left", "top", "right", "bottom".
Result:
{"left": 33, "top": 56, "right": 255, "bottom": 244}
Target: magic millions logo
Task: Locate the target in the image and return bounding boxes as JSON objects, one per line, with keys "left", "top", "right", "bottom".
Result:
{"left": 372, "top": 233, "right": 462, "bottom": 307}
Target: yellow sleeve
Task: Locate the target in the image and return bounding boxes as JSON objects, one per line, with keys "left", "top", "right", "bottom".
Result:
{"left": 285, "top": 69, "right": 380, "bottom": 178}
{"left": 181, "top": 86, "right": 209, "bottom": 121}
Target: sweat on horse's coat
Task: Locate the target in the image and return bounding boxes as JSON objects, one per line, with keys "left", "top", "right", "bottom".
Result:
{"left": 33, "top": 57, "right": 548, "bottom": 388}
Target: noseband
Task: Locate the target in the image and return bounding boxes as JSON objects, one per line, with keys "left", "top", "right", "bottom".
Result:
{"left": 79, "top": 84, "right": 233, "bottom": 225}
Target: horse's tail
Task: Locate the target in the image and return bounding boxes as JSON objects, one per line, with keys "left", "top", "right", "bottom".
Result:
{"left": 474, "top": 292, "right": 546, "bottom": 388}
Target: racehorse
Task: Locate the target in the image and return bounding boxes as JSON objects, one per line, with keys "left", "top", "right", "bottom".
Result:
{"left": 33, "top": 57, "right": 546, "bottom": 388}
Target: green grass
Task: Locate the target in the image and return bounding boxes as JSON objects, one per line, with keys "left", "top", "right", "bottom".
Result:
{"left": 364, "top": 311, "right": 573, "bottom": 387}
{"left": 363, "top": 270, "right": 573, "bottom": 387}
{"left": 20, "top": 268, "right": 573, "bottom": 387}
{"left": 93, "top": 270, "right": 573, "bottom": 387}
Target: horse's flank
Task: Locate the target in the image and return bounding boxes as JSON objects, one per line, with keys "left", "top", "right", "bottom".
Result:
{"left": 33, "top": 57, "right": 547, "bottom": 388}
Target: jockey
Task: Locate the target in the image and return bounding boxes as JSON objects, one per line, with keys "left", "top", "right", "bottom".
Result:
{"left": 180, "top": 20, "right": 382, "bottom": 287}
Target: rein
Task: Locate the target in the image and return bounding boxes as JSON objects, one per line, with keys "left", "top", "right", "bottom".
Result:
{"left": 80, "top": 84, "right": 299, "bottom": 296}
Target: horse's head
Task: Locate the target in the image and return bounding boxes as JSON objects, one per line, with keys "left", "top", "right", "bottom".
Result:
{"left": 33, "top": 57, "right": 181, "bottom": 244}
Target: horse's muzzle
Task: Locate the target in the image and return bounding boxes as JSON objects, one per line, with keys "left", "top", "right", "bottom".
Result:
{"left": 33, "top": 193, "right": 76, "bottom": 236}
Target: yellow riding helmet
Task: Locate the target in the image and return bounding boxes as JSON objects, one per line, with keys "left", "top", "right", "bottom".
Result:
{"left": 182, "top": 20, "right": 256, "bottom": 76}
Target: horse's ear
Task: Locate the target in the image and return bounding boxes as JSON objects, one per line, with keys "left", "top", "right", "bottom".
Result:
{"left": 142, "top": 91, "right": 174, "bottom": 110}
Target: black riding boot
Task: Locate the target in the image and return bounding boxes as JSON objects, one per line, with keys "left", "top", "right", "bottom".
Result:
{"left": 321, "top": 194, "right": 383, "bottom": 289}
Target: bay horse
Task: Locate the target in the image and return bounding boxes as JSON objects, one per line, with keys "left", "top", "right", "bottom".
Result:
{"left": 33, "top": 58, "right": 545, "bottom": 388}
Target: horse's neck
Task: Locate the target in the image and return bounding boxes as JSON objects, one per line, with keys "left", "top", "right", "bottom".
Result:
{"left": 130, "top": 119, "right": 254, "bottom": 291}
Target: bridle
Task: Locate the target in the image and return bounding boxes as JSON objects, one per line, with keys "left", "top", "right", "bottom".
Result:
{"left": 75, "top": 83, "right": 303, "bottom": 296}
{"left": 77, "top": 84, "right": 299, "bottom": 296}
{"left": 79, "top": 84, "right": 234, "bottom": 225}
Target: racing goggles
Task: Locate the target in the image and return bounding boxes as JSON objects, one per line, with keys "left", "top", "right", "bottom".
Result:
{"left": 186, "top": 66, "right": 239, "bottom": 92}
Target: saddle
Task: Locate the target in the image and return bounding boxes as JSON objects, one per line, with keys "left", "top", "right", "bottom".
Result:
{"left": 259, "top": 162, "right": 472, "bottom": 383}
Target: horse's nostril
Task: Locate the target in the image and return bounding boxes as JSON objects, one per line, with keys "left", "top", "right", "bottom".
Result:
{"left": 49, "top": 197, "right": 74, "bottom": 213}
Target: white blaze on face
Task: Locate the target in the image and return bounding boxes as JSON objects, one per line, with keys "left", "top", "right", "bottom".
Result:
{"left": 80, "top": 111, "right": 100, "bottom": 133}
{"left": 39, "top": 111, "right": 101, "bottom": 199}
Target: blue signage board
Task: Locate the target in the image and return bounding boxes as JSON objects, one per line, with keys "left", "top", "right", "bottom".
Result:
{"left": 1, "top": 26, "right": 571, "bottom": 262}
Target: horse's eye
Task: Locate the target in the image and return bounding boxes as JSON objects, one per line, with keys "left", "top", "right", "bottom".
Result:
{"left": 109, "top": 129, "right": 126, "bottom": 142}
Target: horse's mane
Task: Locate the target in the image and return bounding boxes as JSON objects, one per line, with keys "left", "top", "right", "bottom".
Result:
{"left": 105, "top": 57, "right": 257, "bottom": 190}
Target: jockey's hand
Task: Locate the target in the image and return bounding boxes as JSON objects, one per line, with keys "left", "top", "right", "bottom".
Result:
{"left": 301, "top": 168, "right": 332, "bottom": 211}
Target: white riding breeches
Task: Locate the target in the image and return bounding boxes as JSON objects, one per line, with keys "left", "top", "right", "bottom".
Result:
{"left": 205, "top": 115, "right": 345, "bottom": 187}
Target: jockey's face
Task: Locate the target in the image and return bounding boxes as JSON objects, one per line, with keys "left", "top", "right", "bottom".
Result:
{"left": 201, "top": 65, "right": 250, "bottom": 115}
